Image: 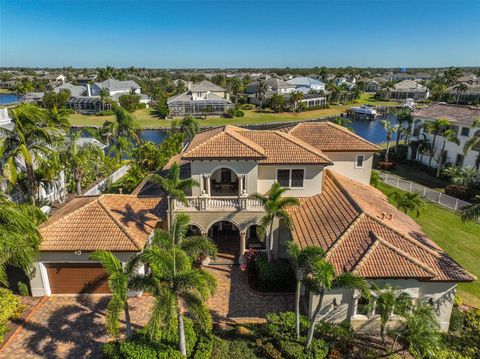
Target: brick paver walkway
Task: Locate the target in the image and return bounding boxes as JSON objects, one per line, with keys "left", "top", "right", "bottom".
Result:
{"left": 1, "top": 264, "right": 293, "bottom": 358}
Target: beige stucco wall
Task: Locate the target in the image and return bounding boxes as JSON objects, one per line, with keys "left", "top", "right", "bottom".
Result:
{"left": 30, "top": 251, "right": 139, "bottom": 297}
{"left": 325, "top": 152, "right": 373, "bottom": 185}
{"left": 190, "top": 160, "right": 258, "bottom": 196}
{"left": 307, "top": 279, "right": 456, "bottom": 332}
{"left": 257, "top": 165, "right": 324, "bottom": 197}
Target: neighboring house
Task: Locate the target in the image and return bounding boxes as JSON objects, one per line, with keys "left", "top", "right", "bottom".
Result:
{"left": 167, "top": 80, "right": 233, "bottom": 117}
{"left": 246, "top": 78, "right": 296, "bottom": 95}
{"left": 91, "top": 78, "right": 141, "bottom": 97}
{"left": 42, "top": 73, "right": 66, "bottom": 86}
{"left": 410, "top": 103, "right": 480, "bottom": 168}
{"left": 29, "top": 122, "right": 475, "bottom": 333}
{"left": 458, "top": 74, "right": 478, "bottom": 85}
{"left": 287, "top": 76, "right": 326, "bottom": 92}
{"left": 0, "top": 107, "right": 12, "bottom": 129}
{"left": 361, "top": 79, "right": 381, "bottom": 93}
{"left": 446, "top": 83, "right": 480, "bottom": 104}
{"left": 414, "top": 72, "right": 432, "bottom": 81}
{"left": 66, "top": 97, "right": 112, "bottom": 114}
{"left": 384, "top": 80, "right": 430, "bottom": 100}
{"left": 54, "top": 83, "right": 87, "bottom": 97}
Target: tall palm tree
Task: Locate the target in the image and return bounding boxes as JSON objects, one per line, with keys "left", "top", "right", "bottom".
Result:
{"left": 395, "top": 109, "right": 413, "bottom": 152}
{"left": 147, "top": 162, "right": 199, "bottom": 230}
{"left": 48, "top": 106, "right": 71, "bottom": 129}
{"left": 285, "top": 242, "right": 325, "bottom": 340}
{"left": 461, "top": 197, "right": 480, "bottom": 222}
{"left": 228, "top": 77, "right": 244, "bottom": 104}
{"left": 415, "top": 133, "right": 431, "bottom": 163}
{"left": 249, "top": 182, "right": 299, "bottom": 262}
{"left": 132, "top": 246, "right": 216, "bottom": 356}
{"left": 289, "top": 91, "right": 304, "bottom": 112}
{"left": 381, "top": 81, "right": 395, "bottom": 99}
{"left": 0, "top": 105, "right": 58, "bottom": 205}
{"left": 0, "top": 193, "right": 45, "bottom": 285}
{"left": 89, "top": 251, "right": 142, "bottom": 338}
{"left": 435, "top": 128, "right": 460, "bottom": 177}
{"left": 99, "top": 88, "right": 110, "bottom": 109}
{"left": 304, "top": 259, "right": 368, "bottom": 349}
{"left": 388, "top": 191, "right": 424, "bottom": 217}
{"left": 179, "top": 117, "right": 200, "bottom": 143}
{"left": 424, "top": 118, "right": 451, "bottom": 168}
{"left": 255, "top": 79, "right": 267, "bottom": 109}
{"left": 463, "top": 118, "right": 480, "bottom": 169}
{"left": 443, "top": 67, "right": 463, "bottom": 86}
{"left": 455, "top": 83, "right": 468, "bottom": 104}
{"left": 380, "top": 119, "right": 399, "bottom": 162}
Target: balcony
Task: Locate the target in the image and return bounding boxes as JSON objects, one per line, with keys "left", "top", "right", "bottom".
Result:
{"left": 173, "top": 196, "right": 264, "bottom": 212}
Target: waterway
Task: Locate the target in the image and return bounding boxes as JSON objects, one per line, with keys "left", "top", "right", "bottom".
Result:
{"left": 0, "top": 93, "right": 19, "bottom": 105}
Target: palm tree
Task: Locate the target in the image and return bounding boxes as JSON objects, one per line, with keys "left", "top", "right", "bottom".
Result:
{"left": 255, "top": 79, "right": 267, "bottom": 109}
{"left": 285, "top": 242, "right": 325, "bottom": 340}
{"left": 146, "top": 162, "right": 199, "bottom": 230}
{"left": 463, "top": 118, "right": 480, "bottom": 169}
{"left": 132, "top": 245, "right": 216, "bottom": 356}
{"left": 370, "top": 284, "right": 412, "bottom": 343}
{"left": 395, "top": 109, "right": 413, "bottom": 152}
{"left": 0, "top": 193, "right": 45, "bottom": 285}
{"left": 0, "top": 105, "right": 59, "bottom": 205}
{"left": 89, "top": 251, "right": 142, "bottom": 338}
{"left": 461, "top": 197, "right": 480, "bottom": 222}
{"left": 381, "top": 81, "right": 395, "bottom": 99}
{"left": 435, "top": 128, "right": 460, "bottom": 177}
{"left": 228, "top": 77, "right": 244, "bottom": 104}
{"left": 443, "top": 67, "right": 463, "bottom": 86}
{"left": 289, "top": 91, "right": 304, "bottom": 112}
{"left": 442, "top": 166, "right": 480, "bottom": 186}
{"left": 248, "top": 182, "right": 299, "bottom": 262}
{"left": 455, "top": 83, "right": 468, "bottom": 104}
{"left": 99, "top": 88, "right": 110, "bottom": 109}
{"left": 179, "top": 117, "right": 200, "bottom": 143}
{"left": 113, "top": 106, "right": 140, "bottom": 142}
{"left": 331, "top": 117, "right": 353, "bottom": 131}
{"left": 48, "top": 106, "right": 71, "bottom": 129}
{"left": 380, "top": 119, "right": 399, "bottom": 162}
{"left": 424, "top": 118, "right": 451, "bottom": 168}
{"left": 304, "top": 259, "right": 368, "bottom": 349}
{"left": 388, "top": 191, "right": 424, "bottom": 216}
{"left": 415, "top": 133, "right": 431, "bottom": 163}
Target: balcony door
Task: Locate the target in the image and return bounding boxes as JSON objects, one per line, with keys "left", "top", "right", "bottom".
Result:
{"left": 210, "top": 168, "right": 239, "bottom": 197}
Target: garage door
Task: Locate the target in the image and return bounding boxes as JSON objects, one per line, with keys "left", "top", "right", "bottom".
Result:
{"left": 46, "top": 263, "right": 111, "bottom": 294}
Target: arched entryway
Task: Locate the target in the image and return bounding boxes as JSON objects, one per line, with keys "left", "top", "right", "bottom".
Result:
{"left": 245, "top": 224, "right": 265, "bottom": 250}
{"left": 210, "top": 168, "right": 239, "bottom": 196}
{"left": 186, "top": 224, "right": 203, "bottom": 237}
{"left": 208, "top": 220, "right": 241, "bottom": 263}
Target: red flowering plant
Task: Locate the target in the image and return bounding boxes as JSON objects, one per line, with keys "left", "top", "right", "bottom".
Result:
{"left": 240, "top": 248, "right": 259, "bottom": 272}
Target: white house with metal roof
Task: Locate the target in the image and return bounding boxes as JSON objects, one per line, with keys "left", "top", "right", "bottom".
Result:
{"left": 287, "top": 76, "right": 326, "bottom": 92}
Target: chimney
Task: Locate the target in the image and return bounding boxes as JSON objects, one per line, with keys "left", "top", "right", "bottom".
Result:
{"left": 86, "top": 83, "right": 91, "bottom": 97}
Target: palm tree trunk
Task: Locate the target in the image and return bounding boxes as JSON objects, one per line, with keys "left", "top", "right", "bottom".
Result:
{"left": 385, "top": 141, "right": 390, "bottom": 162}
{"left": 395, "top": 131, "right": 401, "bottom": 153}
{"left": 76, "top": 179, "right": 82, "bottom": 195}
{"left": 177, "top": 306, "right": 187, "bottom": 357}
{"left": 436, "top": 141, "right": 446, "bottom": 177}
{"left": 25, "top": 163, "right": 36, "bottom": 205}
{"left": 295, "top": 279, "right": 301, "bottom": 339}
{"left": 267, "top": 221, "right": 274, "bottom": 263}
{"left": 169, "top": 197, "right": 174, "bottom": 231}
{"left": 124, "top": 302, "right": 132, "bottom": 337}
{"left": 428, "top": 134, "right": 437, "bottom": 168}
{"left": 306, "top": 292, "right": 324, "bottom": 349}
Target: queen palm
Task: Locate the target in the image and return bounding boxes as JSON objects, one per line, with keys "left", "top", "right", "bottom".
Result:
{"left": 228, "top": 77, "right": 244, "bottom": 104}
{"left": 285, "top": 242, "right": 325, "bottom": 340}
{"left": 381, "top": 81, "right": 395, "bottom": 99}
{"left": 48, "top": 106, "right": 71, "bottom": 129}
{"left": 415, "top": 133, "right": 431, "bottom": 163}
{"left": 304, "top": 259, "right": 368, "bottom": 349}
{"left": 380, "top": 119, "right": 399, "bottom": 162}
{"left": 132, "top": 245, "right": 216, "bottom": 356}
{"left": 395, "top": 109, "right": 413, "bottom": 151}
{"left": 388, "top": 191, "right": 424, "bottom": 217}
{"left": 0, "top": 105, "right": 58, "bottom": 205}
{"left": 99, "top": 88, "right": 110, "bottom": 109}
{"left": 435, "top": 128, "right": 460, "bottom": 177}
{"left": 249, "top": 182, "right": 299, "bottom": 262}
{"left": 424, "top": 118, "right": 451, "bottom": 168}
{"left": 461, "top": 197, "right": 480, "bottom": 222}
{"left": 89, "top": 251, "right": 142, "bottom": 338}
{"left": 177, "top": 116, "right": 200, "bottom": 143}
{"left": 0, "top": 193, "right": 45, "bottom": 285}
{"left": 147, "top": 162, "right": 199, "bottom": 230}
{"left": 455, "top": 83, "right": 468, "bottom": 104}
{"left": 255, "top": 79, "right": 267, "bottom": 109}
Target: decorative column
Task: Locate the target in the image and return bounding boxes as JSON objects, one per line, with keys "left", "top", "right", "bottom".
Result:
{"left": 205, "top": 174, "right": 211, "bottom": 196}
{"left": 239, "top": 231, "right": 247, "bottom": 264}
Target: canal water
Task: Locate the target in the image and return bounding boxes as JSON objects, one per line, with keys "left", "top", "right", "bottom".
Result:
{"left": 0, "top": 93, "right": 19, "bottom": 105}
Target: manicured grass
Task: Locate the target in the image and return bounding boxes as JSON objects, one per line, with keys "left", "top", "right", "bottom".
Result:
{"left": 0, "top": 89, "right": 14, "bottom": 94}
{"left": 68, "top": 94, "right": 400, "bottom": 129}
{"left": 379, "top": 182, "right": 480, "bottom": 307}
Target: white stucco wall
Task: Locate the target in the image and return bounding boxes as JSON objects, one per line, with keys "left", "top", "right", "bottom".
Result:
{"left": 30, "top": 251, "right": 139, "bottom": 297}
{"left": 257, "top": 165, "right": 324, "bottom": 197}
{"left": 325, "top": 152, "right": 374, "bottom": 185}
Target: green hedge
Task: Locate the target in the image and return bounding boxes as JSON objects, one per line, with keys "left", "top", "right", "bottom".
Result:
{"left": 0, "top": 288, "right": 25, "bottom": 342}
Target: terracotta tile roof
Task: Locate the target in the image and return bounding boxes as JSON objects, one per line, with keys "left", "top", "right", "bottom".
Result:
{"left": 278, "top": 121, "right": 381, "bottom": 152}
{"left": 286, "top": 171, "right": 475, "bottom": 282}
{"left": 182, "top": 125, "right": 332, "bottom": 165}
{"left": 413, "top": 103, "right": 480, "bottom": 125}
{"left": 40, "top": 195, "right": 167, "bottom": 252}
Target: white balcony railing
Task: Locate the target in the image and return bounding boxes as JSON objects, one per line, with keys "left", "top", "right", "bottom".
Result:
{"left": 173, "top": 196, "right": 264, "bottom": 211}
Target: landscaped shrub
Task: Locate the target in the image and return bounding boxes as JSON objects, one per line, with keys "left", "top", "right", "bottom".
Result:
{"left": 17, "top": 282, "right": 29, "bottom": 296}
{"left": 253, "top": 253, "right": 294, "bottom": 292}
{"left": 137, "top": 103, "right": 147, "bottom": 109}
{"left": 445, "top": 184, "right": 476, "bottom": 201}
{"left": 314, "top": 322, "right": 353, "bottom": 353}
{"left": 224, "top": 107, "right": 244, "bottom": 118}
{"left": 192, "top": 333, "right": 213, "bottom": 359}
{"left": 119, "top": 94, "right": 140, "bottom": 112}
{"left": 102, "top": 341, "right": 121, "bottom": 358}
{"left": 119, "top": 338, "right": 158, "bottom": 359}
{"left": 377, "top": 160, "right": 395, "bottom": 170}
{"left": 264, "top": 312, "right": 308, "bottom": 340}
{"left": 240, "top": 103, "right": 256, "bottom": 110}
{"left": 211, "top": 336, "right": 258, "bottom": 359}
{"left": 156, "top": 345, "right": 183, "bottom": 359}
{"left": 0, "top": 288, "right": 25, "bottom": 342}
{"left": 96, "top": 109, "right": 115, "bottom": 116}
{"left": 259, "top": 341, "right": 283, "bottom": 359}
{"left": 158, "top": 317, "right": 197, "bottom": 356}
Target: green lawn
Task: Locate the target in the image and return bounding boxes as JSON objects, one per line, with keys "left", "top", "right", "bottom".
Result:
{"left": 68, "top": 93, "right": 400, "bottom": 129}
{"left": 379, "top": 182, "right": 480, "bottom": 307}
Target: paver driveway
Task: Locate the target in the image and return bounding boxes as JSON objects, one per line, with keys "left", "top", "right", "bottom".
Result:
{"left": 1, "top": 265, "right": 294, "bottom": 358}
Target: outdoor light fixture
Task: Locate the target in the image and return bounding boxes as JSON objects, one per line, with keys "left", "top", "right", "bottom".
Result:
{"left": 74, "top": 250, "right": 82, "bottom": 256}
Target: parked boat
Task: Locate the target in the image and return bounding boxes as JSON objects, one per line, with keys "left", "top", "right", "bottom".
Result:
{"left": 400, "top": 98, "right": 416, "bottom": 110}
{"left": 347, "top": 104, "right": 378, "bottom": 119}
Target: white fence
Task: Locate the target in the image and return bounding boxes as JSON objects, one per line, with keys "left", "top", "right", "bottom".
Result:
{"left": 83, "top": 164, "right": 130, "bottom": 196}
{"left": 379, "top": 172, "right": 471, "bottom": 211}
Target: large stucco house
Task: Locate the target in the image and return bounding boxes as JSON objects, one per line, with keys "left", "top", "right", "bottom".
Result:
{"left": 30, "top": 121, "right": 475, "bottom": 332}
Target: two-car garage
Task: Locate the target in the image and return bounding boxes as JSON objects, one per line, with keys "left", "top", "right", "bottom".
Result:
{"left": 44, "top": 263, "right": 111, "bottom": 295}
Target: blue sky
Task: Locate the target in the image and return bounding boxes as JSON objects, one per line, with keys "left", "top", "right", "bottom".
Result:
{"left": 1, "top": 0, "right": 479, "bottom": 68}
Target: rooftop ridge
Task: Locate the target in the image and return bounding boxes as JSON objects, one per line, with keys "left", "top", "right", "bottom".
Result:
{"left": 224, "top": 127, "right": 266, "bottom": 156}
{"left": 324, "top": 121, "right": 382, "bottom": 151}
{"left": 325, "top": 212, "right": 365, "bottom": 260}
{"left": 273, "top": 130, "right": 333, "bottom": 164}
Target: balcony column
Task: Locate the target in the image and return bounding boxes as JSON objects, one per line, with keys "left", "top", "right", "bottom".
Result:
{"left": 239, "top": 231, "right": 247, "bottom": 264}
{"left": 205, "top": 174, "right": 211, "bottom": 196}
{"left": 238, "top": 174, "right": 244, "bottom": 196}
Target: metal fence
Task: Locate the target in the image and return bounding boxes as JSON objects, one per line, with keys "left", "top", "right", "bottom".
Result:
{"left": 83, "top": 164, "right": 131, "bottom": 196}
{"left": 379, "top": 172, "right": 471, "bottom": 211}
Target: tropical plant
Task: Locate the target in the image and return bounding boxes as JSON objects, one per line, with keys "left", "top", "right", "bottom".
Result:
{"left": 119, "top": 93, "right": 140, "bottom": 112}
{"left": 0, "top": 193, "right": 45, "bottom": 285}
{"left": 146, "top": 162, "right": 199, "bottom": 230}
{"left": 47, "top": 106, "right": 71, "bottom": 129}
{"left": 173, "top": 117, "right": 199, "bottom": 143}
{"left": 442, "top": 166, "right": 480, "bottom": 186}
{"left": 228, "top": 77, "right": 244, "bottom": 104}
{"left": 89, "top": 251, "right": 142, "bottom": 338}
{"left": 388, "top": 191, "right": 424, "bottom": 216}
{"left": 435, "top": 129, "right": 460, "bottom": 177}
{"left": 423, "top": 118, "right": 451, "bottom": 168}
{"left": 331, "top": 117, "right": 353, "bottom": 131}
{"left": 381, "top": 81, "right": 395, "bottom": 99}
{"left": 370, "top": 170, "right": 381, "bottom": 188}
{"left": 380, "top": 119, "right": 399, "bottom": 162}
{"left": 395, "top": 109, "right": 413, "bottom": 151}
{"left": 461, "top": 196, "right": 480, "bottom": 222}
{"left": 463, "top": 118, "right": 480, "bottom": 168}
{"left": 303, "top": 259, "right": 368, "bottom": 349}
{"left": 131, "top": 141, "right": 163, "bottom": 172}
{"left": 443, "top": 67, "right": 463, "bottom": 86}
{"left": 255, "top": 79, "right": 267, "bottom": 109}
{"left": 131, "top": 245, "right": 216, "bottom": 356}
{"left": 285, "top": 242, "right": 325, "bottom": 340}
{"left": 455, "top": 83, "right": 469, "bottom": 104}
{"left": 99, "top": 88, "right": 110, "bottom": 107}
{"left": 415, "top": 133, "right": 431, "bottom": 163}
{"left": 289, "top": 91, "right": 304, "bottom": 112}
{"left": 248, "top": 182, "right": 299, "bottom": 262}
{"left": 268, "top": 94, "right": 286, "bottom": 112}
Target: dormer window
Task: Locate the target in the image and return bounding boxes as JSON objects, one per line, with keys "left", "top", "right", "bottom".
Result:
{"left": 276, "top": 169, "right": 305, "bottom": 188}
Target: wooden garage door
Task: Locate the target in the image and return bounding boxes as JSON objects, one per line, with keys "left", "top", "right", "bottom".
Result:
{"left": 46, "top": 263, "right": 110, "bottom": 294}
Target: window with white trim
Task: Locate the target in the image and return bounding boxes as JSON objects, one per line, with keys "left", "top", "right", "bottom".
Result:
{"left": 355, "top": 295, "right": 371, "bottom": 316}
{"left": 355, "top": 154, "right": 365, "bottom": 168}
{"left": 276, "top": 169, "right": 305, "bottom": 188}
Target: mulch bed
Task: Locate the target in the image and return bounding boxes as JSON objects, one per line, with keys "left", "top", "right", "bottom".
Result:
{"left": 0, "top": 296, "right": 41, "bottom": 350}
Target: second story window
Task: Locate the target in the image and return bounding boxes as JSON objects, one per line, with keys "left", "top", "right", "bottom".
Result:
{"left": 461, "top": 127, "right": 470, "bottom": 137}
{"left": 291, "top": 169, "right": 304, "bottom": 188}
{"left": 355, "top": 154, "right": 365, "bottom": 168}
{"left": 277, "top": 169, "right": 290, "bottom": 187}
{"left": 276, "top": 169, "right": 305, "bottom": 188}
